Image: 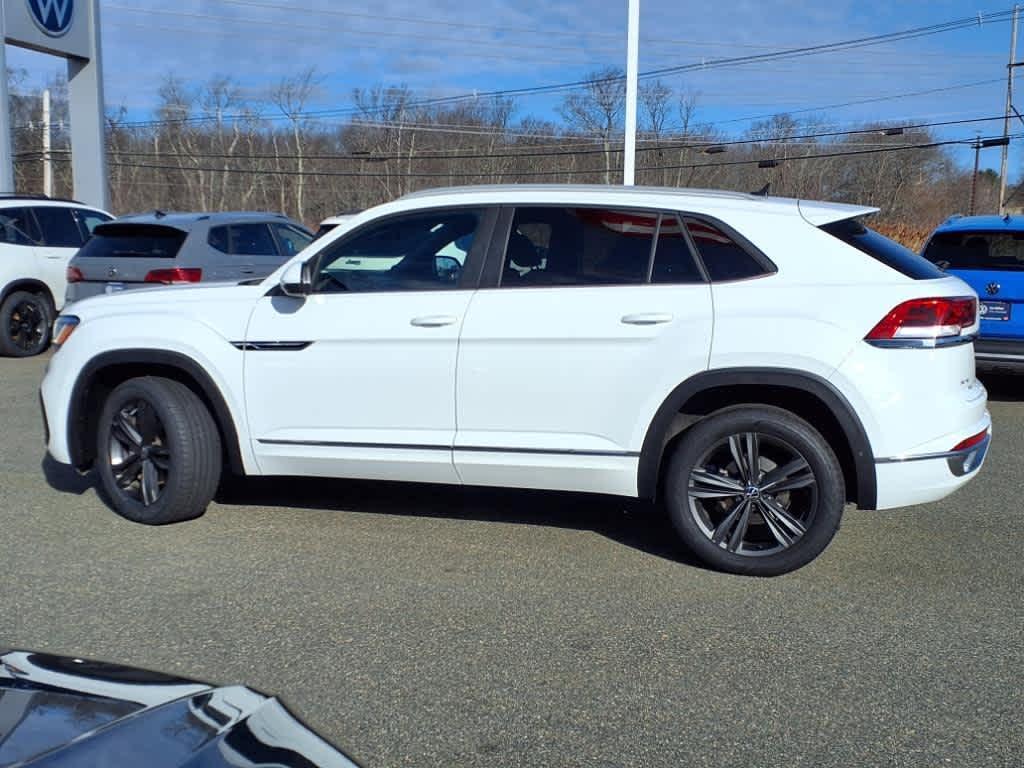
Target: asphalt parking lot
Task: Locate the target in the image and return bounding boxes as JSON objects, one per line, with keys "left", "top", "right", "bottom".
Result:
{"left": 3, "top": 353, "right": 1022, "bottom": 767}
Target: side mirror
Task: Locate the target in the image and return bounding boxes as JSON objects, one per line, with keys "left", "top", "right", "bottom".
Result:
{"left": 435, "top": 255, "right": 462, "bottom": 283}
{"left": 280, "top": 260, "right": 311, "bottom": 297}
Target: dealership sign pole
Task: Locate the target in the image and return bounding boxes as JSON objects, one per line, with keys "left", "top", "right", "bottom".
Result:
{"left": 0, "top": 0, "right": 108, "bottom": 209}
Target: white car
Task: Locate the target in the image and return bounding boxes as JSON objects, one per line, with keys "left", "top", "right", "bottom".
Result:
{"left": 40, "top": 185, "right": 991, "bottom": 575}
{"left": 0, "top": 196, "right": 112, "bottom": 356}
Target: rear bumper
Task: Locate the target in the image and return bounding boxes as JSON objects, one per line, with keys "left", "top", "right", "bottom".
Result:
{"left": 873, "top": 413, "right": 991, "bottom": 510}
{"left": 974, "top": 337, "right": 1024, "bottom": 369}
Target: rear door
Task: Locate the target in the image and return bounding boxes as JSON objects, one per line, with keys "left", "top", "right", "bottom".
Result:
{"left": 922, "top": 230, "right": 1024, "bottom": 339}
{"left": 454, "top": 206, "right": 714, "bottom": 497}
{"left": 29, "top": 206, "right": 87, "bottom": 308}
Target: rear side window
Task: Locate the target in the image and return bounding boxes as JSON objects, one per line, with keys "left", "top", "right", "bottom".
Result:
{"left": 652, "top": 215, "right": 704, "bottom": 284}
{"left": 684, "top": 217, "right": 767, "bottom": 281}
{"left": 208, "top": 223, "right": 277, "bottom": 256}
{"left": 922, "top": 231, "right": 1024, "bottom": 271}
{"left": 822, "top": 218, "right": 943, "bottom": 279}
{"left": 76, "top": 224, "right": 187, "bottom": 259}
{"left": 501, "top": 207, "right": 654, "bottom": 287}
{"left": 32, "top": 207, "right": 83, "bottom": 247}
{"left": 0, "top": 207, "right": 41, "bottom": 245}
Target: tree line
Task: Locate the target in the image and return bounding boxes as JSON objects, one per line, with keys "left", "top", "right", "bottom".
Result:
{"left": 7, "top": 67, "right": 1005, "bottom": 246}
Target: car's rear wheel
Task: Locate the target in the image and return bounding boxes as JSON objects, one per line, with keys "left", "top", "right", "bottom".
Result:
{"left": 665, "top": 406, "right": 844, "bottom": 576}
{"left": 0, "top": 291, "right": 52, "bottom": 357}
{"left": 95, "top": 376, "right": 222, "bottom": 525}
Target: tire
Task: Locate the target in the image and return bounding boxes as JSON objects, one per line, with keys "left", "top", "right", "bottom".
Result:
{"left": 664, "top": 405, "right": 845, "bottom": 576}
{"left": 95, "top": 376, "right": 222, "bottom": 525}
{"left": 0, "top": 291, "right": 53, "bottom": 357}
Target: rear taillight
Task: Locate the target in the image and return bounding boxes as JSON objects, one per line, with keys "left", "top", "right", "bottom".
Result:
{"left": 865, "top": 296, "right": 977, "bottom": 347}
{"left": 143, "top": 268, "right": 202, "bottom": 284}
{"left": 66, "top": 266, "right": 83, "bottom": 283}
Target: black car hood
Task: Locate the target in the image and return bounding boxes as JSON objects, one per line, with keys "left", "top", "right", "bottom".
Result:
{"left": 0, "top": 650, "right": 360, "bottom": 767}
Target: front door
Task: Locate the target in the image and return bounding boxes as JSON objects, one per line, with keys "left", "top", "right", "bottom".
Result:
{"left": 245, "top": 206, "right": 495, "bottom": 484}
{"left": 454, "top": 206, "right": 714, "bottom": 497}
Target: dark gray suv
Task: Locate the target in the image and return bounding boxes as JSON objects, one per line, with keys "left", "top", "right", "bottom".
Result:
{"left": 65, "top": 211, "right": 312, "bottom": 303}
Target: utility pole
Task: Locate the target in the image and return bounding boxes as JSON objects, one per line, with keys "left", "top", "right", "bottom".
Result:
{"left": 42, "top": 90, "right": 53, "bottom": 198}
{"left": 623, "top": 0, "right": 640, "bottom": 185}
{"left": 971, "top": 137, "right": 982, "bottom": 216}
{"left": 999, "top": 4, "right": 1020, "bottom": 215}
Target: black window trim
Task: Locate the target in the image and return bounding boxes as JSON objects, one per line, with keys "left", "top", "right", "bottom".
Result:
{"left": 479, "top": 204, "right": 774, "bottom": 290}
{"left": 301, "top": 204, "right": 499, "bottom": 296}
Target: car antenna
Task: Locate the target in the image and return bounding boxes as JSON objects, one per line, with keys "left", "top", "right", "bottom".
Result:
{"left": 154, "top": 209, "right": 166, "bottom": 219}
{"left": 751, "top": 183, "right": 770, "bottom": 197}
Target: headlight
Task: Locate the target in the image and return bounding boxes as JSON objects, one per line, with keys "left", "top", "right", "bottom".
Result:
{"left": 52, "top": 315, "right": 80, "bottom": 348}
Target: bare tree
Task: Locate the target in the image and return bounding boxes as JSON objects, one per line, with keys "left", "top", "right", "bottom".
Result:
{"left": 558, "top": 67, "right": 626, "bottom": 184}
{"left": 272, "top": 67, "right": 320, "bottom": 221}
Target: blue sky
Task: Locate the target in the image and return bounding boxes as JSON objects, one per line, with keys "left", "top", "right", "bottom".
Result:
{"left": 8, "top": 0, "right": 1021, "bottom": 175}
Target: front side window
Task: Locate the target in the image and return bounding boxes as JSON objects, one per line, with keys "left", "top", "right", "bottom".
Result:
{"left": 31, "top": 207, "right": 83, "bottom": 248}
{"left": 501, "top": 207, "right": 654, "bottom": 287}
{"left": 684, "top": 217, "right": 767, "bottom": 282}
{"left": 314, "top": 209, "right": 481, "bottom": 293}
{"left": 922, "top": 230, "right": 1024, "bottom": 272}
{"left": 272, "top": 223, "right": 313, "bottom": 258}
{"left": 0, "top": 207, "right": 41, "bottom": 246}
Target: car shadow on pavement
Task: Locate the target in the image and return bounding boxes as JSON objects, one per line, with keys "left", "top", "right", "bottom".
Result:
{"left": 978, "top": 372, "right": 1024, "bottom": 402}
{"left": 41, "top": 454, "right": 96, "bottom": 496}
{"left": 216, "top": 476, "right": 704, "bottom": 567}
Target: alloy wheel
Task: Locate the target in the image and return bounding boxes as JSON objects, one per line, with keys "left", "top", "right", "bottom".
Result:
{"left": 8, "top": 299, "right": 45, "bottom": 353}
{"left": 687, "top": 431, "right": 818, "bottom": 556}
{"left": 107, "top": 399, "right": 171, "bottom": 506}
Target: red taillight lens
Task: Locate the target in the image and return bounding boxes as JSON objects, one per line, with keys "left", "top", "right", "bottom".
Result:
{"left": 866, "top": 296, "right": 977, "bottom": 343}
{"left": 952, "top": 429, "right": 988, "bottom": 452}
{"left": 143, "top": 268, "right": 202, "bottom": 284}
{"left": 66, "top": 266, "right": 84, "bottom": 283}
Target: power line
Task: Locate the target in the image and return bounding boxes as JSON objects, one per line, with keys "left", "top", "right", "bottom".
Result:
{"left": 103, "top": 132, "right": 1016, "bottom": 180}
{"left": 105, "top": 8, "right": 1017, "bottom": 129}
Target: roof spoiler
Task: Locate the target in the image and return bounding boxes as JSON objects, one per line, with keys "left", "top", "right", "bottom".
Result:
{"left": 798, "top": 199, "right": 879, "bottom": 226}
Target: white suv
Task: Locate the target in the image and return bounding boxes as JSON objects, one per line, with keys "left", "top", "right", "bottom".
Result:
{"left": 0, "top": 196, "right": 112, "bottom": 356}
{"left": 40, "top": 185, "right": 990, "bottom": 575}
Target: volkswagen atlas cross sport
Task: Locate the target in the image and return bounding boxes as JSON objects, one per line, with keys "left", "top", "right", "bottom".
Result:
{"left": 39, "top": 185, "right": 991, "bottom": 576}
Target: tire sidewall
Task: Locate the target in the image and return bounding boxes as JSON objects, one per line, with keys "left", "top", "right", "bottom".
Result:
{"left": 665, "top": 407, "right": 845, "bottom": 576}
{"left": 0, "top": 291, "right": 53, "bottom": 357}
{"left": 95, "top": 380, "right": 192, "bottom": 524}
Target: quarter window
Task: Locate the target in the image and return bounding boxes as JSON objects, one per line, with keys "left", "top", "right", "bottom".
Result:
{"left": 314, "top": 209, "right": 481, "bottom": 293}
{"left": 684, "top": 217, "right": 766, "bottom": 281}
{"left": 501, "top": 207, "right": 654, "bottom": 287}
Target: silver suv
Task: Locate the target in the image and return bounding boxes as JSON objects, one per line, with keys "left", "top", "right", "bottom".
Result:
{"left": 66, "top": 211, "right": 312, "bottom": 303}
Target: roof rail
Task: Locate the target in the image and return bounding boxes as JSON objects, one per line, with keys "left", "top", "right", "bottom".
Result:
{"left": 0, "top": 193, "right": 87, "bottom": 204}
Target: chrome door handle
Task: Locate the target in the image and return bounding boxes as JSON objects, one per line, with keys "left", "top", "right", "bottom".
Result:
{"left": 621, "top": 313, "right": 673, "bottom": 326}
{"left": 410, "top": 315, "right": 458, "bottom": 327}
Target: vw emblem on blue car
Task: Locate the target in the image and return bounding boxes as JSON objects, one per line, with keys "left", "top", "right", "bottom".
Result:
{"left": 27, "top": 0, "right": 74, "bottom": 38}
{"left": 986, "top": 282, "right": 1000, "bottom": 296}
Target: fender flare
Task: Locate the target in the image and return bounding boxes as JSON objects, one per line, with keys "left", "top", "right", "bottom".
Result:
{"left": 637, "top": 367, "right": 877, "bottom": 509}
{"left": 2, "top": 279, "right": 55, "bottom": 308}
{"left": 67, "top": 348, "right": 245, "bottom": 474}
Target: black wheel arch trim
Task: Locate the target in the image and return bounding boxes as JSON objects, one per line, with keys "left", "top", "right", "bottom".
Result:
{"left": 67, "top": 349, "right": 245, "bottom": 474}
{"left": 1, "top": 279, "right": 56, "bottom": 308}
{"left": 638, "top": 367, "right": 877, "bottom": 509}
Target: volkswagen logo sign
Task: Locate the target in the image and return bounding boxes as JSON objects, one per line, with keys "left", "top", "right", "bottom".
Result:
{"left": 986, "top": 282, "right": 1001, "bottom": 296}
{"left": 27, "top": 0, "right": 74, "bottom": 38}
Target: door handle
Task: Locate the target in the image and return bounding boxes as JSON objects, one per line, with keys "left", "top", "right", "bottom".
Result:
{"left": 621, "top": 313, "right": 673, "bottom": 326}
{"left": 410, "top": 315, "right": 458, "bottom": 327}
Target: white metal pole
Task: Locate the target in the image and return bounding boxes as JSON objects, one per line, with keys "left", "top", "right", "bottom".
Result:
{"left": 0, "top": 15, "right": 15, "bottom": 195}
{"left": 623, "top": 0, "right": 640, "bottom": 185}
{"left": 999, "top": 4, "right": 1019, "bottom": 215}
{"left": 42, "top": 89, "right": 53, "bottom": 198}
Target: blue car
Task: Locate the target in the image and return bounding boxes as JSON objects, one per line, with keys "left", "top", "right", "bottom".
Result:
{"left": 922, "top": 214, "right": 1024, "bottom": 371}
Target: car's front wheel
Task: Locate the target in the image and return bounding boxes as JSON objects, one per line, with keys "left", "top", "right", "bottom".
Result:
{"left": 95, "top": 377, "right": 222, "bottom": 525}
{"left": 665, "top": 405, "right": 845, "bottom": 576}
{"left": 0, "top": 291, "right": 52, "bottom": 357}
